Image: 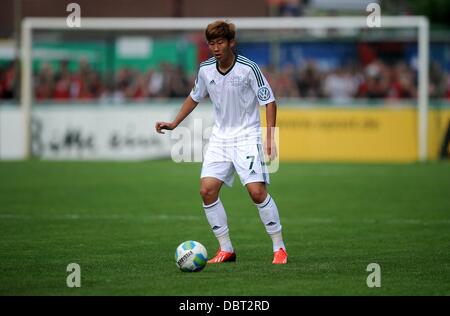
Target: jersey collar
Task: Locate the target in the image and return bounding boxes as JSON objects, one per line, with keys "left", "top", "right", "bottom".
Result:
{"left": 216, "top": 54, "right": 237, "bottom": 76}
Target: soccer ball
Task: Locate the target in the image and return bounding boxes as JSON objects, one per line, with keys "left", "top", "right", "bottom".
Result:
{"left": 175, "top": 240, "right": 208, "bottom": 272}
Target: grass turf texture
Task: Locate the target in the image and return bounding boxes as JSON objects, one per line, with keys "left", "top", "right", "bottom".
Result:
{"left": 0, "top": 160, "right": 449, "bottom": 295}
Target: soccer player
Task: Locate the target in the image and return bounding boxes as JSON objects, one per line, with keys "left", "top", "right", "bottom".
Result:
{"left": 155, "top": 20, "right": 287, "bottom": 264}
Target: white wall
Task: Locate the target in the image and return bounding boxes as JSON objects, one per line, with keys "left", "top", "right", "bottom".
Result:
{"left": 0, "top": 106, "right": 25, "bottom": 160}
{"left": 0, "top": 103, "right": 214, "bottom": 160}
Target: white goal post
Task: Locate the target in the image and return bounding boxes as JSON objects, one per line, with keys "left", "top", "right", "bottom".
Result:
{"left": 20, "top": 16, "right": 429, "bottom": 160}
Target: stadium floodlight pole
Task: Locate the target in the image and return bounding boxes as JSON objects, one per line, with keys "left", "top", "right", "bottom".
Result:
{"left": 20, "top": 16, "right": 429, "bottom": 161}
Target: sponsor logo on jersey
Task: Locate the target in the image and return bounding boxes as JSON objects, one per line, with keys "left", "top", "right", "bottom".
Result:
{"left": 257, "top": 87, "right": 270, "bottom": 101}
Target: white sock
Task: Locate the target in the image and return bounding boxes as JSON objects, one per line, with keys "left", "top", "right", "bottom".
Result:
{"left": 203, "top": 198, "right": 234, "bottom": 253}
{"left": 269, "top": 231, "right": 286, "bottom": 253}
{"left": 217, "top": 233, "right": 233, "bottom": 253}
{"left": 256, "top": 194, "right": 286, "bottom": 252}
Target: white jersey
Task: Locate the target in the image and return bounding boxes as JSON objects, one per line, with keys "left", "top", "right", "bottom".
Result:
{"left": 190, "top": 54, "right": 275, "bottom": 147}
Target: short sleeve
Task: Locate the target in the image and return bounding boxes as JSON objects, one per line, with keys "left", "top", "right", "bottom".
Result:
{"left": 249, "top": 64, "right": 275, "bottom": 106}
{"left": 190, "top": 67, "right": 208, "bottom": 102}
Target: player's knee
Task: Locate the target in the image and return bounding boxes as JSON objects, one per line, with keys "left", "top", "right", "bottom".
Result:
{"left": 249, "top": 188, "right": 267, "bottom": 204}
{"left": 200, "top": 187, "right": 218, "bottom": 202}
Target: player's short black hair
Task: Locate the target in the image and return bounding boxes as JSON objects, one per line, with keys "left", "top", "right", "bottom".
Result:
{"left": 205, "top": 20, "right": 236, "bottom": 42}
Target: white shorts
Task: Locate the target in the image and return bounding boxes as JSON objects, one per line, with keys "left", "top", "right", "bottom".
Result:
{"left": 201, "top": 144, "right": 270, "bottom": 187}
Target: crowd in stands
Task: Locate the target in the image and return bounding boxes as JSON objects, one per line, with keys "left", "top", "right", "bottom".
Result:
{"left": 33, "top": 60, "right": 193, "bottom": 103}
{"left": 1, "top": 57, "right": 450, "bottom": 103}
{"left": 263, "top": 59, "right": 450, "bottom": 103}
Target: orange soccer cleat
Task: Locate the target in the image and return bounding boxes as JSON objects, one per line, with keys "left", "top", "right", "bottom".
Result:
{"left": 272, "top": 248, "right": 288, "bottom": 264}
{"left": 207, "top": 249, "right": 237, "bottom": 264}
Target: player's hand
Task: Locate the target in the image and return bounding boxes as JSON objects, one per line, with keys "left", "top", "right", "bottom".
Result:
{"left": 155, "top": 122, "right": 176, "bottom": 134}
{"left": 265, "top": 139, "right": 278, "bottom": 161}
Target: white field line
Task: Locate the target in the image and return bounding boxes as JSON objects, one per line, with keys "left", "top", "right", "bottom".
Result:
{"left": 0, "top": 213, "right": 449, "bottom": 225}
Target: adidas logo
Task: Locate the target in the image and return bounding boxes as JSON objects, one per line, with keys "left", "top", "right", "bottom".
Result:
{"left": 212, "top": 225, "right": 221, "bottom": 230}
{"left": 250, "top": 170, "right": 256, "bottom": 175}
{"left": 209, "top": 79, "right": 216, "bottom": 85}
{"left": 266, "top": 222, "right": 276, "bottom": 226}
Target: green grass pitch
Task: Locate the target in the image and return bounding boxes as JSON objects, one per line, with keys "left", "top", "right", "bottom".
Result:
{"left": 0, "top": 160, "right": 449, "bottom": 295}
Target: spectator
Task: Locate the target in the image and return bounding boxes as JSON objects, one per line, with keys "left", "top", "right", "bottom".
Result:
{"left": 0, "top": 60, "right": 17, "bottom": 99}
{"left": 297, "top": 60, "right": 323, "bottom": 98}
{"left": 53, "top": 60, "right": 71, "bottom": 100}
{"left": 273, "top": 64, "right": 300, "bottom": 98}
{"left": 35, "top": 62, "right": 54, "bottom": 100}
{"left": 323, "top": 67, "right": 358, "bottom": 103}
{"left": 429, "top": 61, "right": 448, "bottom": 99}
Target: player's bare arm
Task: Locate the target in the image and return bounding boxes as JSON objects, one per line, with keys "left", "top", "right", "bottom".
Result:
{"left": 265, "top": 101, "right": 278, "bottom": 161}
{"left": 155, "top": 95, "right": 198, "bottom": 134}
